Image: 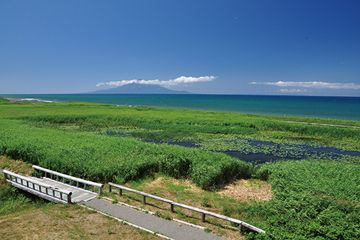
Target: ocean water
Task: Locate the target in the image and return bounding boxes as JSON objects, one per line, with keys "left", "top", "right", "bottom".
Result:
{"left": 2, "top": 94, "right": 360, "bottom": 120}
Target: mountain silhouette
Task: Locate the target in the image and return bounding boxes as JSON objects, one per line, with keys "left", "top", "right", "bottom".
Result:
{"left": 91, "top": 83, "right": 189, "bottom": 94}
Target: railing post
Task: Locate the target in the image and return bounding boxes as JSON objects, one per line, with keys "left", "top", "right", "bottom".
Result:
{"left": 143, "top": 195, "right": 146, "bottom": 204}
{"left": 99, "top": 186, "right": 103, "bottom": 195}
{"left": 238, "top": 223, "right": 243, "bottom": 231}
{"left": 67, "top": 192, "right": 72, "bottom": 204}
{"left": 170, "top": 203, "right": 174, "bottom": 212}
{"left": 119, "top": 188, "right": 123, "bottom": 196}
{"left": 109, "top": 185, "right": 112, "bottom": 192}
{"left": 202, "top": 213, "right": 206, "bottom": 222}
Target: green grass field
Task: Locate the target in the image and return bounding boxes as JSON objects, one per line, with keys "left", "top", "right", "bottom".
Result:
{"left": 0, "top": 99, "right": 359, "bottom": 239}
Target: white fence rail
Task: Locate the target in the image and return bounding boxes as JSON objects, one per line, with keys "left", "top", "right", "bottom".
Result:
{"left": 108, "top": 182, "right": 265, "bottom": 234}
{"left": 32, "top": 165, "right": 103, "bottom": 194}
{"left": 3, "top": 169, "right": 72, "bottom": 204}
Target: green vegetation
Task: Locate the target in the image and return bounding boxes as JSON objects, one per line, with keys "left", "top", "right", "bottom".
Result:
{"left": 0, "top": 98, "right": 9, "bottom": 104}
{"left": 0, "top": 100, "right": 359, "bottom": 149}
{"left": 21, "top": 111, "right": 360, "bottom": 150}
{"left": 0, "top": 156, "right": 42, "bottom": 216}
{"left": 250, "top": 161, "right": 360, "bottom": 239}
{"left": 0, "top": 181, "right": 37, "bottom": 215}
{"left": 107, "top": 161, "right": 360, "bottom": 240}
{"left": 0, "top": 98, "right": 359, "bottom": 239}
{"left": 0, "top": 119, "right": 249, "bottom": 189}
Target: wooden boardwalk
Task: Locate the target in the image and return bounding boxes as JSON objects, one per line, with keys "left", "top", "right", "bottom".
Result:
{"left": 30, "top": 177, "right": 98, "bottom": 203}
{"left": 3, "top": 165, "right": 102, "bottom": 204}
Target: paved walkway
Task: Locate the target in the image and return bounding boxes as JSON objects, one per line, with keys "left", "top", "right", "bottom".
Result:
{"left": 83, "top": 198, "right": 224, "bottom": 240}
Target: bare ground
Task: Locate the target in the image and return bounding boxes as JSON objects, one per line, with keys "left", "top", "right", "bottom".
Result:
{"left": 218, "top": 179, "right": 272, "bottom": 202}
{"left": 0, "top": 204, "right": 159, "bottom": 240}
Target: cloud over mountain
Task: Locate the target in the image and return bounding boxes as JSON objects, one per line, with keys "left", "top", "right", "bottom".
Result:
{"left": 96, "top": 76, "right": 216, "bottom": 88}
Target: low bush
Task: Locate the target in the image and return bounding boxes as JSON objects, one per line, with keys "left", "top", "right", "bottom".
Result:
{"left": 244, "top": 160, "right": 360, "bottom": 239}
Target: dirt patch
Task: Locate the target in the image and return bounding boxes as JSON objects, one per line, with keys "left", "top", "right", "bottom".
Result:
{"left": 218, "top": 179, "right": 272, "bottom": 202}
{"left": 148, "top": 176, "right": 203, "bottom": 194}
{"left": 0, "top": 204, "right": 159, "bottom": 240}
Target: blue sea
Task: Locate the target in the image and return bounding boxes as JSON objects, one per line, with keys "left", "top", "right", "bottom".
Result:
{"left": 2, "top": 94, "right": 360, "bottom": 120}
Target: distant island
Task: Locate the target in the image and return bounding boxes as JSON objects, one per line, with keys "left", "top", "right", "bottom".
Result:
{"left": 90, "top": 83, "right": 189, "bottom": 94}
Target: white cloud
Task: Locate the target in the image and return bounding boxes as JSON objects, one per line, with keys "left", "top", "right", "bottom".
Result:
{"left": 96, "top": 76, "right": 216, "bottom": 87}
{"left": 250, "top": 81, "right": 360, "bottom": 90}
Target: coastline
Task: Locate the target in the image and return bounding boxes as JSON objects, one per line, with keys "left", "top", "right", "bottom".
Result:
{"left": 4, "top": 97, "right": 54, "bottom": 103}
{"left": 1, "top": 94, "right": 360, "bottom": 121}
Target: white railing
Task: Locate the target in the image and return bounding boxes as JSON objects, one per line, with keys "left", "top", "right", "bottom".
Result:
{"left": 3, "top": 169, "right": 72, "bottom": 204}
{"left": 32, "top": 165, "right": 103, "bottom": 194}
{"left": 108, "top": 182, "right": 265, "bottom": 234}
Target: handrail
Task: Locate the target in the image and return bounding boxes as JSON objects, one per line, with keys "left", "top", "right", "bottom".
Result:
{"left": 3, "top": 169, "right": 72, "bottom": 204}
{"left": 32, "top": 165, "right": 103, "bottom": 194}
{"left": 108, "top": 182, "right": 265, "bottom": 234}
{"left": 109, "top": 183, "right": 174, "bottom": 204}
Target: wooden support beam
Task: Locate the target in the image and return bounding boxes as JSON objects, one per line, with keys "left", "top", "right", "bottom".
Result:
{"left": 67, "top": 192, "right": 72, "bottom": 204}
{"left": 143, "top": 196, "right": 146, "bottom": 204}
{"left": 3, "top": 169, "right": 73, "bottom": 205}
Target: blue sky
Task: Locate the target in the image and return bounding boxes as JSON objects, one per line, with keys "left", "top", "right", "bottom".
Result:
{"left": 0, "top": 0, "right": 359, "bottom": 96}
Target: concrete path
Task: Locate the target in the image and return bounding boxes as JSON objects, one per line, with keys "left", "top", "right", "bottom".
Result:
{"left": 83, "top": 198, "right": 224, "bottom": 240}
